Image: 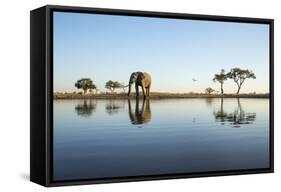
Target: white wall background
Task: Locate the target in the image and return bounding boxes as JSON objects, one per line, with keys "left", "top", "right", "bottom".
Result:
{"left": 0, "top": 0, "right": 279, "bottom": 191}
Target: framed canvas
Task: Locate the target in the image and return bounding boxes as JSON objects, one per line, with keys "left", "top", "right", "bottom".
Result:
{"left": 30, "top": 5, "right": 274, "bottom": 187}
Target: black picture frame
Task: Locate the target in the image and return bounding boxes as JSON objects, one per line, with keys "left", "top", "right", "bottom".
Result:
{"left": 30, "top": 5, "right": 274, "bottom": 187}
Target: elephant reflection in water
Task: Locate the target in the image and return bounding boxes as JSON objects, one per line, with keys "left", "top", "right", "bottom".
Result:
{"left": 213, "top": 98, "right": 256, "bottom": 127}
{"left": 75, "top": 100, "right": 96, "bottom": 117}
{"left": 128, "top": 98, "right": 152, "bottom": 125}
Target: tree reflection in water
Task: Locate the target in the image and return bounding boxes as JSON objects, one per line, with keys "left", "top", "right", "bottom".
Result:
{"left": 205, "top": 98, "right": 215, "bottom": 107}
{"left": 128, "top": 98, "right": 152, "bottom": 125}
{"left": 74, "top": 100, "right": 96, "bottom": 117}
{"left": 213, "top": 98, "right": 256, "bottom": 128}
{"left": 105, "top": 100, "right": 125, "bottom": 115}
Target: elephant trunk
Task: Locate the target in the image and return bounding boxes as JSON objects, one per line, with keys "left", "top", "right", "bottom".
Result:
{"left": 128, "top": 72, "right": 137, "bottom": 97}
{"left": 128, "top": 83, "right": 132, "bottom": 96}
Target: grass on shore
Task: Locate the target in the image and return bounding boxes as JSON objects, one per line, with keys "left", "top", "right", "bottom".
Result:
{"left": 53, "top": 92, "right": 269, "bottom": 99}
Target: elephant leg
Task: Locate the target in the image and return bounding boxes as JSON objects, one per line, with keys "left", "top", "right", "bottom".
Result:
{"left": 135, "top": 84, "right": 139, "bottom": 97}
{"left": 145, "top": 87, "right": 148, "bottom": 97}
{"left": 146, "top": 87, "right": 150, "bottom": 97}
{"left": 147, "top": 85, "right": 150, "bottom": 97}
{"left": 141, "top": 84, "right": 146, "bottom": 98}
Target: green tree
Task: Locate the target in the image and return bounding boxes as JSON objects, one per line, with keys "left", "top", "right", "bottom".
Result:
{"left": 75, "top": 78, "right": 96, "bottom": 94}
{"left": 227, "top": 68, "right": 256, "bottom": 94}
{"left": 213, "top": 69, "right": 228, "bottom": 94}
{"left": 105, "top": 80, "right": 124, "bottom": 93}
{"left": 205, "top": 87, "right": 215, "bottom": 94}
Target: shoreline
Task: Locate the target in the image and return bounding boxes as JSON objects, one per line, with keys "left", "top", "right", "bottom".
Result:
{"left": 53, "top": 93, "right": 269, "bottom": 99}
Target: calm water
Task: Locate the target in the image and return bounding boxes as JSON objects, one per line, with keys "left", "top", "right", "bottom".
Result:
{"left": 53, "top": 98, "right": 270, "bottom": 181}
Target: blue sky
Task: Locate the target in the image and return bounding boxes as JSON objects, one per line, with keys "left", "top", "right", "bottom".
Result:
{"left": 53, "top": 11, "right": 269, "bottom": 93}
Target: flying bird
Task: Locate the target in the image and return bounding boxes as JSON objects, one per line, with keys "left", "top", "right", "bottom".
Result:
{"left": 192, "top": 78, "right": 198, "bottom": 82}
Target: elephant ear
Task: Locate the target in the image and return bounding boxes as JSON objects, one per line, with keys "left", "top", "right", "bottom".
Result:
{"left": 137, "top": 72, "right": 144, "bottom": 80}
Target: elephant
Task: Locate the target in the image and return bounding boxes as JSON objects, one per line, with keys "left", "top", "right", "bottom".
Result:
{"left": 128, "top": 98, "right": 151, "bottom": 125}
{"left": 127, "top": 72, "right": 151, "bottom": 98}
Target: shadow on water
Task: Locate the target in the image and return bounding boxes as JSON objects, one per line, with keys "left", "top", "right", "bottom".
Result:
{"left": 75, "top": 100, "right": 96, "bottom": 117}
{"left": 105, "top": 100, "right": 125, "bottom": 115}
{"left": 213, "top": 98, "right": 256, "bottom": 128}
{"left": 128, "top": 98, "right": 152, "bottom": 125}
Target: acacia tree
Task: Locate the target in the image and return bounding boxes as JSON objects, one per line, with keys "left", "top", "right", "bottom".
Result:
{"left": 213, "top": 69, "right": 228, "bottom": 94}
{"left": 205, "top": 87, "right": 215, "bottom": 94}
{"left": 75, "top": 78, "right": 96, "bottom": 94}
{"left": 105, "top": 80, "right": 124, "bottom": 93}
{"left": 227, "top": 68, "right": 256, "bottom": 94}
